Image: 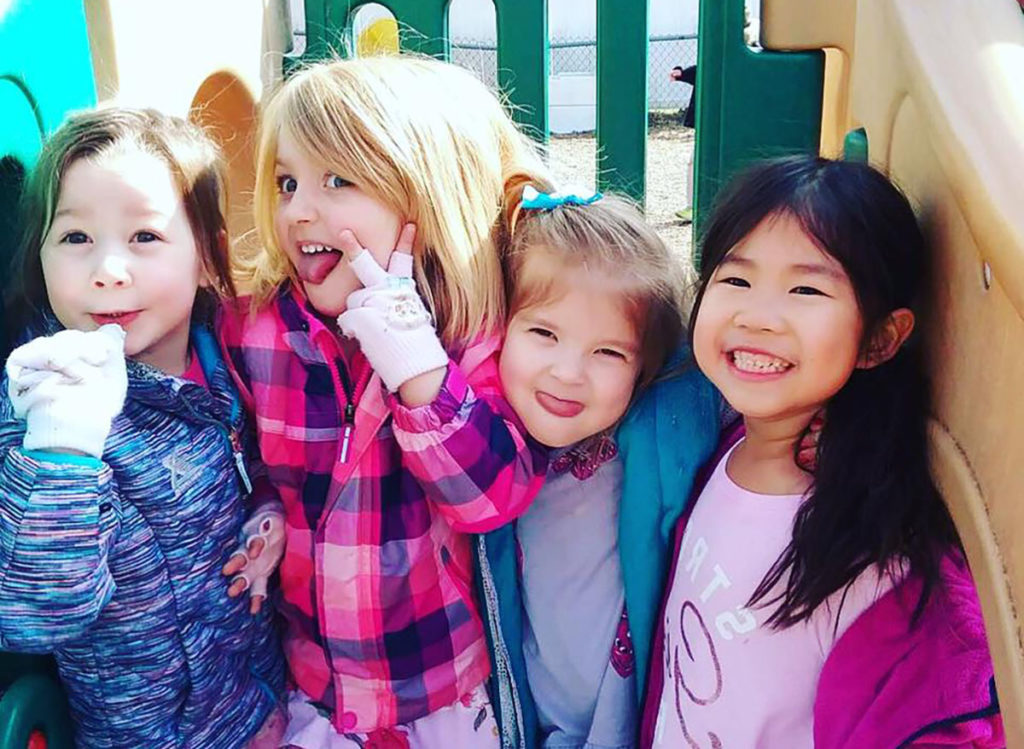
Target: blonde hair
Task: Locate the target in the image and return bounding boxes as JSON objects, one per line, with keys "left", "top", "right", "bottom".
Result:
{"left": 502, "top": 186, "right": 686, "bottom": 390}
{"left": 244, "top": 55, "right": 550, "bottom": 345}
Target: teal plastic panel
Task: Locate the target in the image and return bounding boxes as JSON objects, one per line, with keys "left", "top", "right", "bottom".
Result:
{"left": 0, "top": 0, "right": 97, "bottom": 320}
{"left": 0, "top": 2, "right": 94, "bottom": 743}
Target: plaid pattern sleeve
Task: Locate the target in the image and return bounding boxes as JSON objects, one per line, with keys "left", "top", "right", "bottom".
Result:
{"left": 390, "top": 352, "right": 547, "bottom": 534}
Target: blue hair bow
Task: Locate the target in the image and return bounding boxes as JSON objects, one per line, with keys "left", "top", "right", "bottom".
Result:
{"left": 521, "top": 184, "right": 603, "bottom": 210}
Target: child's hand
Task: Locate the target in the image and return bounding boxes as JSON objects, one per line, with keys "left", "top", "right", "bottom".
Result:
{"left": 223, "top": 507, "right": 285, "bottom": 614}
{"left": 6, "top": 325, "right": 128, "bottom": 458}
{"left": 335, "top": 224, "right": 448, "bottom": 400}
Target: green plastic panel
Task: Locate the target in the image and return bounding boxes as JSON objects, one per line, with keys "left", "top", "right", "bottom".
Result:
{"left": 494, "top": 0, "right": 547, "bottom": 141}
{"left": 693, "top": 0, "right": 824, "bottom": 247}
{"left": 0, "top": 665, "right": 73, "bottom": 749}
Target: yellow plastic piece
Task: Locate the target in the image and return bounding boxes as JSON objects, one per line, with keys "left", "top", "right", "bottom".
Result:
{"left": 356, "top": 18, "right": 400, "bottom": 57}
{"left": 763, "top": 0, "right": 1024, "bottom": 741}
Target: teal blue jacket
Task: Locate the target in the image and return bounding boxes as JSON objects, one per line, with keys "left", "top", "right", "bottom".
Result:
{"left": 475, "top": 351, "right": 721, "bottom": 748}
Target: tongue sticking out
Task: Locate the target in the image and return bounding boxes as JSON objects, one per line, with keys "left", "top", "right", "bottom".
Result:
{"left": 296, "top": 250, "right": 343, "bottom": 285}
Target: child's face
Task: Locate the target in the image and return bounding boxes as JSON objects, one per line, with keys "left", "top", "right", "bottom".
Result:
{"left": 41, "top": 147, "right": 203, "bottom": 374}
{"left": 693, "top": 212, "right": 864, "bottom": 427}
{"left": 273, "top": 129, "right": 402, "bottom": 319}
{"left": 500, "top": 255, "right": 642, "bottom": 448}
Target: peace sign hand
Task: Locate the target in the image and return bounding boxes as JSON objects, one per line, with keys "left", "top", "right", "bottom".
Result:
{"left": 336, "top": 224, "right": 448, "bottom": 393}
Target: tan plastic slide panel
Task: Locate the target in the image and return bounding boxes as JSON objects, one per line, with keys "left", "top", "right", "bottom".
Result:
{"left": 83, "top": 0, "right": 293, "bottom": 245}
{"left": 763, "top": 0, "right": 1024, "bottom": 741}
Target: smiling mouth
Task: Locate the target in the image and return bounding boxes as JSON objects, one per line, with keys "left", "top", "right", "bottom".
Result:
{"left": 729, "top": 349, "right": 793, "bottom": 374}
{"left": 91, "top": 311, "right": 140, "bottom": 327}
{"left": 535, "top": 391, "right": 585, "bottom": 418}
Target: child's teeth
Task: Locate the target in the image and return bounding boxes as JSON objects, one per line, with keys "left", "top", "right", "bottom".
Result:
{"left": 733, "top": 350, "right": 790, "bottom": 373}
{"left": 301, "top": 244, "right": 336, "bottom": 254}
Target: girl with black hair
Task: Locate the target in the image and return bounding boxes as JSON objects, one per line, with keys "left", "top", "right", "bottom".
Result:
{"left": 638, "top": 156, "right": 1002, "bottom": 747}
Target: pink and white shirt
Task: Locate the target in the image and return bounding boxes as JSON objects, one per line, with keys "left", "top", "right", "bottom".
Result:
{"left": 651, "top": 442, "right": 893, "bottom": 748}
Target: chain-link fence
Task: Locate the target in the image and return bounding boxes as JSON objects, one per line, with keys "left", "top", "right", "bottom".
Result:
{"left": 450, "top": 33, "right": 697, "bottom": 113}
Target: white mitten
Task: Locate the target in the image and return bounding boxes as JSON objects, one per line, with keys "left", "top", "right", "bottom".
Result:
{"left": 336, "top": 234, "right": 448, "bottom": 392}
{"left": 6, "top": 325, "right": 128, "bottom": 458}
{"left": 227, "top": 507, "right": 286, "bottom": 600}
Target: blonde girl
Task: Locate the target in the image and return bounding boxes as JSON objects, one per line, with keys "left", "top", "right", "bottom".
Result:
{"left": 219, "top": 56, "right": 550, "bottom": 747}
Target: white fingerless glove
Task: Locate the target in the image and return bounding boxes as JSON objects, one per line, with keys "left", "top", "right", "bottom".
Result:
{"left": 6, "top": 325, "right": 128, "bottom": 458}
{"left": 228, "top": 507, "right": 286, "bottom": 599}
{"left": 337, "top": 250, "right": 448, "bottom": 392}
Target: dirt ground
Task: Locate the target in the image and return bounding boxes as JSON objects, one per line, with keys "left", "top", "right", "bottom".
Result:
{"left": 546, "top": 125, "right": 696, "bottom": 277}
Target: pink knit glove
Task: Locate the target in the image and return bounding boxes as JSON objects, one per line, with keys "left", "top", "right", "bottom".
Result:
{"left": 336, "top": 225, "right": 447, "bottom": 392}
{"left": 223, "top": 504, "right": 285, "bottom": 614}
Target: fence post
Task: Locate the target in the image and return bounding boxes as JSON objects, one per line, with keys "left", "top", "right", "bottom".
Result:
{"left": 596, "top": 0, "right": 649, "bottom": 202}
{"left": 495, "top": 0, "right": 548, "bottom": 141}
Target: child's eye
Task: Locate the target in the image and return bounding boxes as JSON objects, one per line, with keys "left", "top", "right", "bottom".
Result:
{"left": 527, "top": 327, "right": 556, "bottom": 340}
{"left": 719, "top": 276, "right": 750, "bottom": 288}
{"left": 596, "top": 348, "right": 627, "bottom": 361}
{"left": 132, "top": 230, "right": 160, "bottom": 243}
{"left": 60, "top": 231, "right": 90, "bottom": 245}
{"left": 276, "top": 175, "right": 297, "bottom": 194}
{"left": 326, "top": 174, "right": 350, "bottom": 189}
{"left": 791, "top": 285, "right": 826, "bottom": 296}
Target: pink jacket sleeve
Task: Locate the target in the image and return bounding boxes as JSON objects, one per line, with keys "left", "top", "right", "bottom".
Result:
{"left": 388, "top": 339, "right": 547, "bottom": 534}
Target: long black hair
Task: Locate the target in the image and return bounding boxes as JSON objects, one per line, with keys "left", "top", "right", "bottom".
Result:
{"left": 690, "top": 156, "right": 958, "bottom": 628}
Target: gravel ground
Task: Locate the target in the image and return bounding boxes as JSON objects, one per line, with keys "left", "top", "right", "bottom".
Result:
{"left": 546, "top": 125, "right": 696, "bottom": 277}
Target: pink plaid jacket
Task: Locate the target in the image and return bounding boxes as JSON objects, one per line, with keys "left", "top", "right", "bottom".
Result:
{"left": 219, "top": 287, "right": 546, "bottom": 732}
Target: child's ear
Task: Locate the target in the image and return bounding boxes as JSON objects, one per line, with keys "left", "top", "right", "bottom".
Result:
{"left": 857, "top": 308, "right": 915, "bottom": 369}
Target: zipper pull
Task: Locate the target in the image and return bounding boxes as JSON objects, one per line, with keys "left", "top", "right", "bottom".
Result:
{"left": 340, "top": 403, "right": 355, "bottom": 463}
{"left": 230, "top": 431, "right": 253, "bottom": 493}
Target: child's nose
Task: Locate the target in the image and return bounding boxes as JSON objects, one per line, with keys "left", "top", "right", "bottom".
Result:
{"left": 550, "top": 351, "right": 586, "bottom": 382}
{"left": 732, "top": 299, "right": 785, "bottom": 332}
{"left": 282, "top": 185, "right": 317, "bottom": 224}
{"left": 92, "top": 252, "right": 132, "bottom": 289}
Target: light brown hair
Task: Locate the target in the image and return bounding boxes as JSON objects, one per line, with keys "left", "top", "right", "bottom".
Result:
{"left": 502, "top": 185, "right": 687, "bottom": 390}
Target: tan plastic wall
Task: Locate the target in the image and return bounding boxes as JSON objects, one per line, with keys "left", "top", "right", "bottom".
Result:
{"left": 764, "top": 0, "right": 1024, "bottom": 742}
{"left": 82, "top": 0, "right": 292, "bottom": 248}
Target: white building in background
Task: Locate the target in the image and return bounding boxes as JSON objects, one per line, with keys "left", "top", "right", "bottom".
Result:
{"left": 290, "top": 0, "right": 707, "bottom": 133}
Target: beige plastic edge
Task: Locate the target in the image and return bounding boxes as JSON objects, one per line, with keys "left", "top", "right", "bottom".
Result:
{"left": 764, "top": 0, "right": 1024, "bottom": 742}
{"left": 82, "top": 0, "right": 293, "bottom": 245}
